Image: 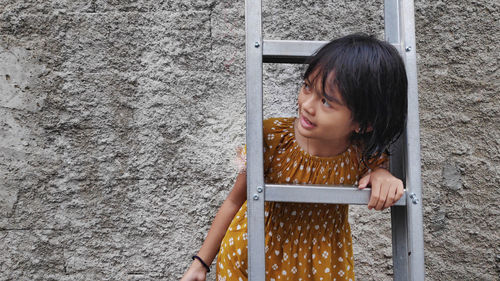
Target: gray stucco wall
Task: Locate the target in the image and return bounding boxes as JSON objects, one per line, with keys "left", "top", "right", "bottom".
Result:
{"left": 0, "top": 0, "right": 498, "bottom": 280}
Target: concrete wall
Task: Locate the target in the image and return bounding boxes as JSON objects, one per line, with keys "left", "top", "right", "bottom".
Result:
{"left": 0, "top": 0, "right": 498, "bottom": 280}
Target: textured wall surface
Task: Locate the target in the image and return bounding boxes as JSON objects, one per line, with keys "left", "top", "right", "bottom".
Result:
{"left": 0, "top": 0, "right": 498, "bottom": 280}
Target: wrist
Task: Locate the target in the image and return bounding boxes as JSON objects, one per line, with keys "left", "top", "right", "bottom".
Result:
{"left": 372, "top": 167, "right": 389, "bottom": 174}
{"left": 192, "top": 255, "right": 211, "bottom": 273}
{"left": 190, "top": 259, "right": 206, "bottom": 271}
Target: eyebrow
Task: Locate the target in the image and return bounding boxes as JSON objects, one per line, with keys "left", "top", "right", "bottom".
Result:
{"left": 323, "top": 91, "right": 344, "bottom": 106}
{"left": 304, "top": 77, "right": 313, "bottom": 86}
{"left": 305, "top": 77, "right": 345, "bottom": 106}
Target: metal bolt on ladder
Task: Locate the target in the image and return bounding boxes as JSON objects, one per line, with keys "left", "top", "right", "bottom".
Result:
{"left": 244, "top": 0, "right": 425, "bottom": 280}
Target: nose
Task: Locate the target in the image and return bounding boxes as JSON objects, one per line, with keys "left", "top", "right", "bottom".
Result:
{"left": 301, "top": 92, "right": 316, "bottom": 116}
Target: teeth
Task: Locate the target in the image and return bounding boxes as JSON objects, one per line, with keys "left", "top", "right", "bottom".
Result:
{"left": 301, "top": 114, "right": 314, "bottom": 127}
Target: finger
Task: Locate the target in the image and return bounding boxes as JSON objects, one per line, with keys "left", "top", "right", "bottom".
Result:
{"left": 358, "top": 174, "right": 370, "bottom": 189}
{"left": 384, "top": 183, "right": 397, "bottom": 209}
{"left": 393, "top": 180, "right": 405, "bottom": 204}
{"left": 375, "top": 180, "right": 390, "bottom": 210}
{"left": 367, "top": 179, "right": 380, "bottom": 210}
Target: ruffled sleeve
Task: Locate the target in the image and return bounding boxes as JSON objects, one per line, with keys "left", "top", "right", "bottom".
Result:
{"left": 263, "top": 118, "right": 289, "bottom": 174}
{"left": 234, "top": 118, "right": 284, "bottom": 174}
{"left": 235, "top": 145, "right": 247, "bottom": 174}
{"left": 358, "top": 152, "right": 390, "bottom": 176}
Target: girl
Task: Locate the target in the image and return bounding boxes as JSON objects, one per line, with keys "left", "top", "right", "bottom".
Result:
{"left": 181, "top": 33, "right": 407, "bottom": 281}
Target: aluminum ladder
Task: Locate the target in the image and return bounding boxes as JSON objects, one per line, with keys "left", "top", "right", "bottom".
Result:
{"left": 244, "top": 0, "right": 425, "bottom": 280}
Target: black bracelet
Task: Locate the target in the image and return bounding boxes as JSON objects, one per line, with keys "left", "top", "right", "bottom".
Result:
{"left": 192, "top": 255, "right": 211, "bottom": 273}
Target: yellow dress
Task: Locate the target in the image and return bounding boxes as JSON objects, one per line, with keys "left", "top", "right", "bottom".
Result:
{"left": 216, "top": 117, "right": 387, "bottom": 281}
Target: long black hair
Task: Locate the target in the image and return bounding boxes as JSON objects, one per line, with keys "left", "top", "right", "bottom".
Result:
{"left": 303, "top": 33, "right": 408, "bottom": 164}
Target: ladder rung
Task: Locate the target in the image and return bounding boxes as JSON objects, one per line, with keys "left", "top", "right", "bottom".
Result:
{"left": 263, "top": 40, "right": 328, "bottom": 63}
{"left": 264, "top": 184, "right": 407, "bottom": 205}
{"left": 262, "top": 40, "right": 402, "bottom": 64}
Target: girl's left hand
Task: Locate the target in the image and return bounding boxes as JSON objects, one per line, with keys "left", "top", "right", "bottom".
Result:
{"left": 358, "top": 168, "right": 404, "bottom": 210}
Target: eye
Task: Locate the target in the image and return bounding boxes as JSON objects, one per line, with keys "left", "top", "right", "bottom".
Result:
{"left": 321, "top": 97, "right": 331, "bottom": 108}
{"left": 302, "top": 82, "right": 311, "bottom": 92}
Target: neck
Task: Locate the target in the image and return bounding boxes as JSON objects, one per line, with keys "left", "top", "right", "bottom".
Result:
{"left": 293, "top": 119, "right": 350, "bottom": 157}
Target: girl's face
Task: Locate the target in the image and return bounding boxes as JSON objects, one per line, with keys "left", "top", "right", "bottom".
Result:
{"left": 296, "top": 73, "right": 359, "bottom": 147}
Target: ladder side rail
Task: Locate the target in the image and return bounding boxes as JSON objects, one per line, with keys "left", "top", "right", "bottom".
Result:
{"left": 400, "top": 0, "right": 426, "bottom": 279}
{"left": 391, "top": 205, "right": 409, "bottom": 280}
{"left": 390, "top": 133, "right": 410, "bottom": 281}
{"left": 385, "top": 0, "right": 410, "bottom": 279}
{"left": 389, "top": 132, "right": 407, "bottom": 183}
{"left": 245, "top": 0, "right": 266, "bottom": 280}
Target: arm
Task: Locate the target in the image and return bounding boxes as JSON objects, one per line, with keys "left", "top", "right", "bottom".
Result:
{"left": 358, "top": 168, "right": 404, "bottom": 211}
{"left": 181, "top": 172, "right": 247, "bottom": 281}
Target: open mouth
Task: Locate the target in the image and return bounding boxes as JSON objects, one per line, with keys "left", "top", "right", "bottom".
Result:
{"left": 300, "top": 114, "right": 316, "bottom": 129}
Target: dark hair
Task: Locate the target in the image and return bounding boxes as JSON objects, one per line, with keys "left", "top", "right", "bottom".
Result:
{"left": 303, "top": 33, "right": 407, "bottom": 163}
